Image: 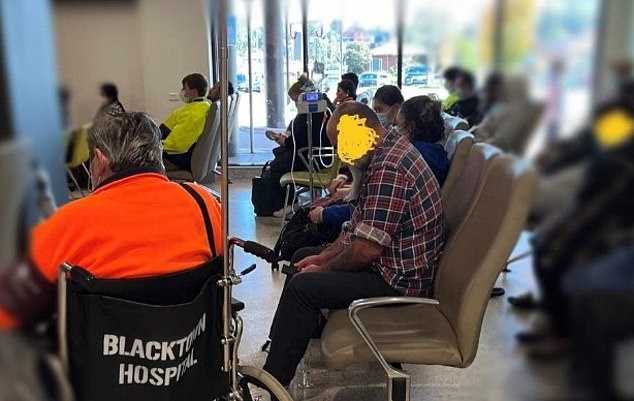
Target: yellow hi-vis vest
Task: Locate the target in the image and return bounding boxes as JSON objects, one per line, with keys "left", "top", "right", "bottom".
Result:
{"left": 162, "top": 99, "right": 210, "bottom": 154}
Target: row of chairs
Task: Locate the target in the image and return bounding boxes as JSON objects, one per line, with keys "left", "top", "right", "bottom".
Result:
{"left": 167, "top": 92, "right": 241, "bottom": 184}
{"left": 320, "top": 130, "right": 538, "bottom": 401}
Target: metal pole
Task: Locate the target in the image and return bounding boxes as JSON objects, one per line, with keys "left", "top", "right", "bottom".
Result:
{"left": 218, "top": 0, "right": 232, "bottom": 379}
{"left": 396, "top": 0, "right": 405, "bottom": 88}
{"left": 301, "top": 0, "right": 309, "bottom": 74}
{"left": 247, "top": 0, "right": 254, "bottom": 154}
{"left": 285, "top": 6, "right": 290, "bottom": 90}
{"left": 493, "top": 0, "right": 505, "bottom": 70}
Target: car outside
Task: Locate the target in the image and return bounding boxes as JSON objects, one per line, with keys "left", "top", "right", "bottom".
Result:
{"left": 404, "top": 65, "right": 429, "bottom": 86}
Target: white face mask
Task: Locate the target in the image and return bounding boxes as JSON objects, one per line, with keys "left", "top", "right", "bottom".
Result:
{"left": 444, "top": 81, "right": 453, "bottom": 91}
{"left": 376, "top": 112, "right": 391, "bottom": 128}
{"left": 179, "top": 90, "right": 190, "bottom": 103}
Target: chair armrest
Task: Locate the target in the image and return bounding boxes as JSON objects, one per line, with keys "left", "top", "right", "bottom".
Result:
{"left": 348, "top": 297, "right": 439, "bottom": 373}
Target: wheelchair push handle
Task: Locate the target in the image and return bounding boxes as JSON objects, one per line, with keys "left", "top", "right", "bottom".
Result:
{"left": 229, "top": 237, "right": 277, "bottom": 263}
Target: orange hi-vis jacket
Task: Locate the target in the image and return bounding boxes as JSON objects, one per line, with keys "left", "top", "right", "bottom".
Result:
{"left": 0, "top": 169, "right": 222, "bottom": 329}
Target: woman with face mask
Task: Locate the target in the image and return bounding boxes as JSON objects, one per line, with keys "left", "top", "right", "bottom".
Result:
{"left": 372, "top": 85, "right": 404, "bottom": 129}
{"left": 396, "top": 95, "right": 450, "bottom": 186}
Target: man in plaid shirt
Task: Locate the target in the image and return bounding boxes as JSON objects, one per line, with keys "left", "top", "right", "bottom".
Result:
{"left": 264, "top": 102, "right": 445, "bottom": 386}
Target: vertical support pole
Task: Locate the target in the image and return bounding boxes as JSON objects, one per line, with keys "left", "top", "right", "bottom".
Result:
{"left": 301, "top": 0, "right": 309, "bottom": 75}
{"left": 218, "top": 0, "right": 232, "bottom": 380}
{"left": 493, "top": 0, "right": 505, "bottom": 71}
{"left": 396, "top": 0, "right": 405, "bottom": 88}
{"left": 264, "top": 0, "right": 285, "bottom": 128}
{"left": 246, "top": 0, "right": 255, "bottom": 154}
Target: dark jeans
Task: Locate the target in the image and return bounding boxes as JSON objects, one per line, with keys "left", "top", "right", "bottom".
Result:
{"left": 163, "top": 149, "right": 193, "bottom": 171}
{"left": 263, "top": 247, "right": 398, "bottom": 386}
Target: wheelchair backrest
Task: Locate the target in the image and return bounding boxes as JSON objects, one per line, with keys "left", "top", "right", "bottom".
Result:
{"left": 59, "top": 257, "right": 228, "bottom": 401}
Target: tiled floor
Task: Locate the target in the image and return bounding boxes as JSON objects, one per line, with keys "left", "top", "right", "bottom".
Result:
{"left": 211, "top": 180, "right": 569, "bottom": 401}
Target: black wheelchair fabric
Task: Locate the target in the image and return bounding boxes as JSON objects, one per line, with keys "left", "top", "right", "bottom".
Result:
{"left": 66, "top": 257, "right": 228, "bottom": 401}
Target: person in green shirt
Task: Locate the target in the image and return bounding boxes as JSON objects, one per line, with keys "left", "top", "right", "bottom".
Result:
{"left": 442, "top": 66, "right": 462, "bottom": 111}
{"left": 160, "top": 73, "right": 211, "bottom": 171}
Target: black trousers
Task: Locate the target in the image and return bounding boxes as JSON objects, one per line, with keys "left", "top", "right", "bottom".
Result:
{"left": 263, "top": 247, "right": 398, "bottom": 386}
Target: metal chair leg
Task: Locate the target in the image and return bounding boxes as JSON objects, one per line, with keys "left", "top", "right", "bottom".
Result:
{"left": 280, "top": 185, "right": 290, "bottom": 230}
{"left": 502, "top": 250, "right": 533, "bottom": 273}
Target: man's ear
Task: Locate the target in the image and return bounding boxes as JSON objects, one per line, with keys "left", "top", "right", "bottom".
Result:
{"left": 92, "top": 148, "right": 111, "bottom": 177}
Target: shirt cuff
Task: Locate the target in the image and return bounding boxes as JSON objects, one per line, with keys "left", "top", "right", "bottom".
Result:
{"left": 353, "top": 222, "right": 391, "bottom": 247}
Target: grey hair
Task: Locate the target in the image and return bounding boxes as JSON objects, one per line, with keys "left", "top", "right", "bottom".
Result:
{"left": 88, "top": 112, "right": 165, "bottom": 174}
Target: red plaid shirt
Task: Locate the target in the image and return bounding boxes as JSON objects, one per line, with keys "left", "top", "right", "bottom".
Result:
{"left": 341, "top": 129, "right": 445, "bottom": 297}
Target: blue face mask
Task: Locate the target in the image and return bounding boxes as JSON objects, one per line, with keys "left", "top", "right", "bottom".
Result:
{"left": 456, "top": 89, "right": 466, "bottom": 99}
{"left": 376, "top": 112, "right": 391, "bottom": 128}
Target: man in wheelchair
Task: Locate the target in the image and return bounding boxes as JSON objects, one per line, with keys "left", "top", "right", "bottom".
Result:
{"left": 0, "top": 112, "right": 223, "bottom": 329}
{"left": 263, "top": 102, "right": 446, "bottom": 386}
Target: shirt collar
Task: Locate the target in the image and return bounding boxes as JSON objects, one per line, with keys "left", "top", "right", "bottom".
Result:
{"left": 94, "top": 167, "right": 166, "bottom": 192}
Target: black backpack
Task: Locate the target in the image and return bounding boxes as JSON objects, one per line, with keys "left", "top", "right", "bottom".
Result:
{"left": 251, "top": 162, "right": 286, "bottom": 216}
{"left": 271, "top": 207, "right": 339, "bottom": 270}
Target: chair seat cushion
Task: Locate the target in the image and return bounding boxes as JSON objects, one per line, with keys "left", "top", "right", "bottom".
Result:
{"left": 280, "top": 171, "right": 333, "bottom": 188}
{"left": 321, "top": 304, "right": 462, "bottom": 370}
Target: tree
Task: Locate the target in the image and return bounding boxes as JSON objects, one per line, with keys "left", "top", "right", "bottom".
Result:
{"left": 344, "top": 42, "right": 371, "bottom": 74}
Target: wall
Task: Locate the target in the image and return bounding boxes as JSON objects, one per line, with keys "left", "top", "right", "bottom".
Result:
{"left": 593, "top": 0, "right": 634, "bottom": 103}
{"left": 137, "top": 0, "right": 211, "bottom": 122}
{"left": 54, "top": 0, "right": 211, "bottom": 127}
{"left": 54, "top": 1, "right": 145, "bottom": 126}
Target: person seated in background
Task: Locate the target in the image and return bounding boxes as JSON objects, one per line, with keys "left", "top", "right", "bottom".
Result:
{"left": 160, "top": 73, "right": 210, "bottom": 171}
{"left": 509, "top": 100, "right": 634, "bottom": 358}
{"left": 263, "top": 102, "right": 445, "bottom": 386}
{"left": 397, "top": 96, "right": 450, "bottom": 185}
{"left": 470, "top": 72, "right": 508, "bottom": 140}
{"left": 264, "top": 75, "right": 332, "bottom": 216}
{"left": 207, "top": 80, "right": 235, "bottom": 102}
{"left": 341, "top": 72, "right": 359, "bottom": 90}
{"left": 442, "top": 66, "right": 462, "bottom": 110}
{"left": 373, "top": 84, "right": 404, "bottom": 128}
{"left": 94, "top": 82, "right": 125, "bottom": 120}
{"left": 0, "top": 112, "right": 223, "bottom": 329}
{"left": 334, "top": 79, "right": 357, "bottom": 106}
{"left": 447, "top": 70, "right": 480, "bottom": 126}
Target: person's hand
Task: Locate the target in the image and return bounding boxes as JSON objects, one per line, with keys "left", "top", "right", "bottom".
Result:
{"left": 331, "top": 187, "right": 351, "bottom": 202}
{"left": 309, "top": 207, "right": 324, "bottom": 223}
{"left": 298, "top": 264, "right": 324, "bottom": 274}
{"left": 295, "top": 254, "right": 324, "bottom": 271}
{"left": 328, "top": 174, "right": 348, "bottom": 194}
{"left": 274, "top": 132, "right": 289, "bottom": 146}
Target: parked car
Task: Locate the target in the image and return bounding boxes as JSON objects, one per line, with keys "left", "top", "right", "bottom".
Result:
{"left": 404, "top": 65, "right": 429, "bottom": 86}
{"left": 358, "top": 72, "right": 391, "bottom": 89}
{"left": 236, "top": 73, "right": 261, "bottom": 92}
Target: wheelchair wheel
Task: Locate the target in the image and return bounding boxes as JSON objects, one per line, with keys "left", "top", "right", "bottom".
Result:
{"left": 237, "top": 365, "right": 293, "bottom": 401}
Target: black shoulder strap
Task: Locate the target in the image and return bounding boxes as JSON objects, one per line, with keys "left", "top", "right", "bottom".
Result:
{"left": 180, "top": 183, "right": 217, "bottom": 258}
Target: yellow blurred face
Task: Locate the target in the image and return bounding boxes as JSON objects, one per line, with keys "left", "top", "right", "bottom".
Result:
{"left": 336, "top": 114, "right": 379, "bottom": 166}
{"left": 594, "top": 109, "right": 634, "bottom": 149}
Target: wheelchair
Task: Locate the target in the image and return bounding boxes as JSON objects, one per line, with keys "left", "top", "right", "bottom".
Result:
{"left": 56, "top": 237, "right": 292, "bottom": 401}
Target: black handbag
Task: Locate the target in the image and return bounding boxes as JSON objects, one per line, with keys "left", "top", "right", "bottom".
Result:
{"left": 251, "top": 162, "right": 286, "bottom": 216}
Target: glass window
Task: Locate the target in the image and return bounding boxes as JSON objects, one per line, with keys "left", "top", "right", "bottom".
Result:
{"left": 306, "top": 0, "right": 397, "bottom": 105}
{"left": 402, "top": 0, "right": 496, "bottom": 100}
